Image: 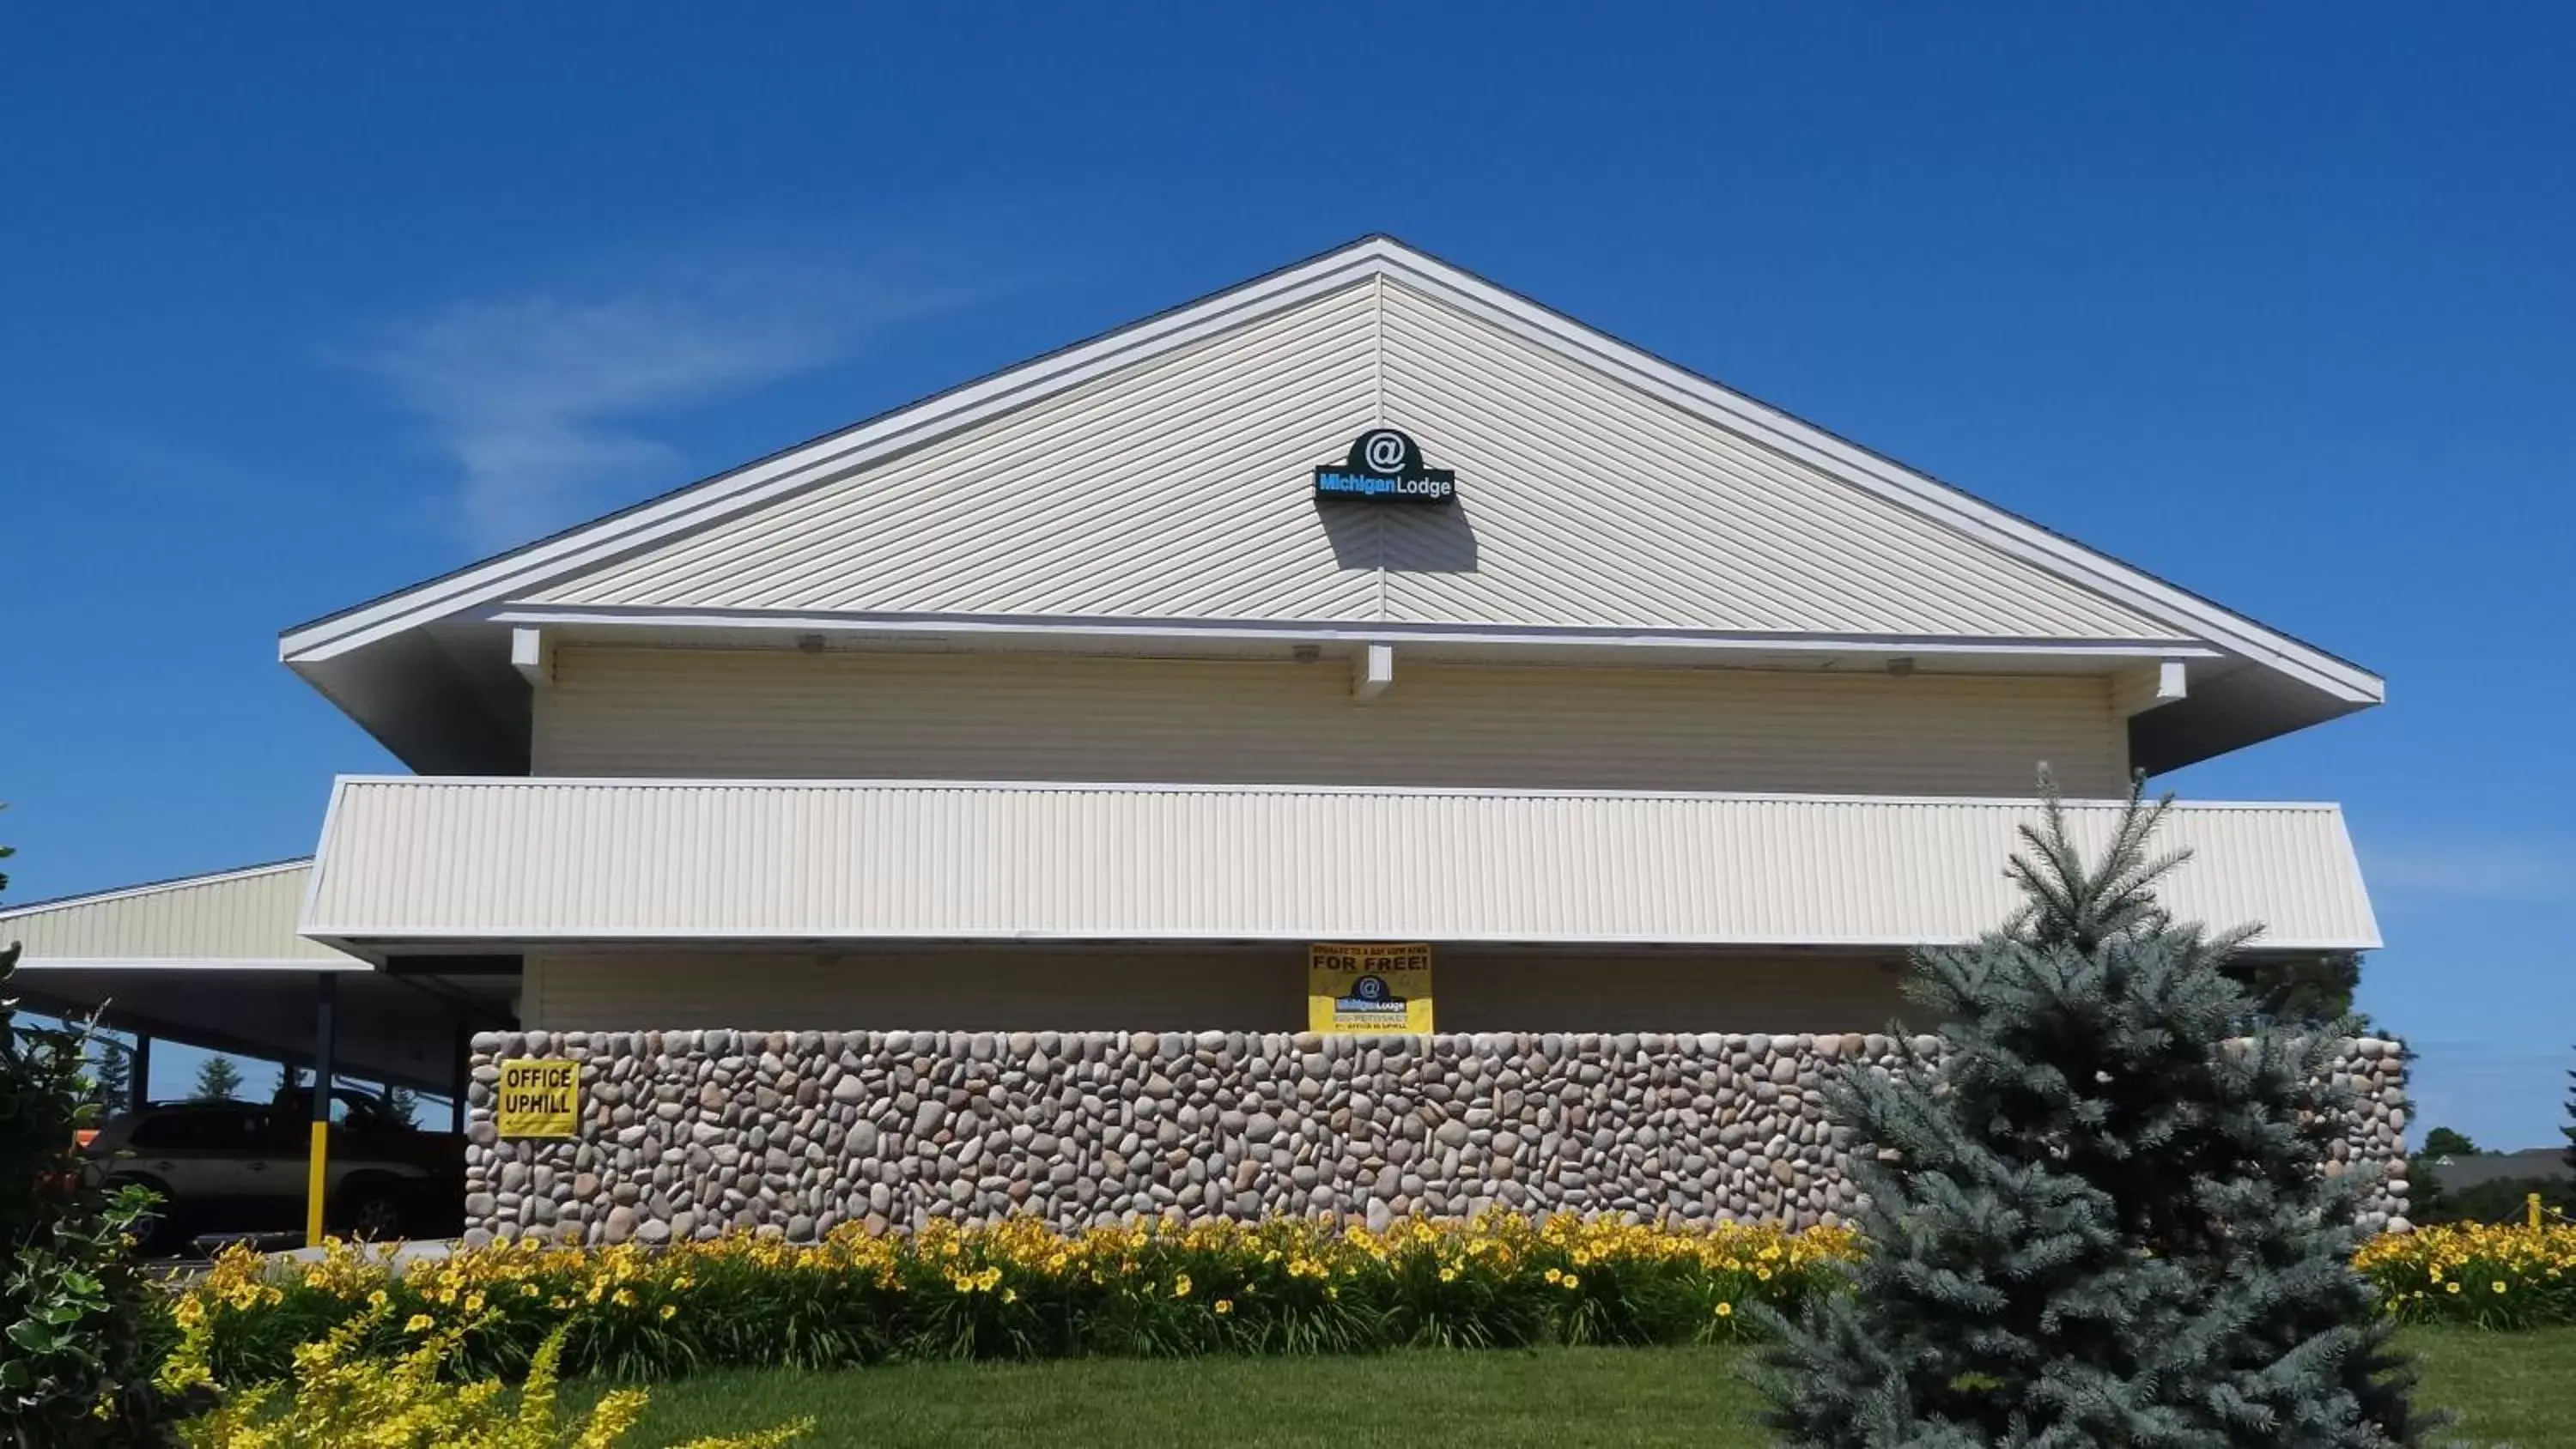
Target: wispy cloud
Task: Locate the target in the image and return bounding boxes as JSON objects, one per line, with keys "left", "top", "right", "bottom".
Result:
{"left": 2365, "top": 840, "right": 2576, "bottom": 905}
{"left": 348, "top": 248, "right": 987, "bottom": 549}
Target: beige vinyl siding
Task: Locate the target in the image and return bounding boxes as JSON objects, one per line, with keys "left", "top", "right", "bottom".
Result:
{"left": 0, "top": 862, "right": 347, "bottom": 963}
{"left": 526, "top": 279, "right": 2182, "bottom": 644}
{"left": 533, "top": 646, "right": 2127, "bottom": 797}
{"left": 520, "top": 948, "right": 1909, "bottom": 1035}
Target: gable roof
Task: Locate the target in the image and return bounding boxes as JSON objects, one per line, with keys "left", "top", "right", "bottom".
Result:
{"left": 515, "top": 272, "right": 2182, "bottom": 642}
{"left": 278, "top": 236, "right": 2380, "bottom": 772}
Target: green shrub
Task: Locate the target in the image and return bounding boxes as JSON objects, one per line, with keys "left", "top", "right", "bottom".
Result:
{"left": 2, "top": 848, "right": 181, "bottom": 1446}
{"left": 2418, "top": 1175, "right": 2576, "bottom": 1228}
{"left": 171, "top": 1308, "right": 809, "bottom": 1448}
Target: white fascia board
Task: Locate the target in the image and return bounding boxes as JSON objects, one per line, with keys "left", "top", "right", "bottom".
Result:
{"left": 10, "top": 957, "right": 371, "bottom": 973}
{"left": 321, "top": 772, "right": 2354, "bottom": 813}
{"left": 483, "top": 604, "right": 2222, "bottom": 664}
{"left": 0, "top": 858, "right": 313, "bottom": 920}
{"left": 279, "top": 236, "right": 2380, "bottom": 707}
{"left": 296, "top": 927, "right": 2382, "bottom": 952}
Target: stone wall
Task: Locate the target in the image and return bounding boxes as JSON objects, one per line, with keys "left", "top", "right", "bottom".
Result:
{"left": 464, "top": 1029, "right": 2411, "bottom": 1246}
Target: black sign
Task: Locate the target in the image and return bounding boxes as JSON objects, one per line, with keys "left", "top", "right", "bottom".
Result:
{"left": 1313, "top": 429, "right": 1456, "bottom": 505}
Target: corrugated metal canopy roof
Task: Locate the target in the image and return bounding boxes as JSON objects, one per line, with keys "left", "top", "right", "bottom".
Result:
{"left": 303, "top": 778, "right": 2381, "bottom": 954}
{"left": 1, "top": 862, "right": 507, "bottom": 1093}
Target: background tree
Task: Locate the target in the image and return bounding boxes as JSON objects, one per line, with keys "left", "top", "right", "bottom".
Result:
{"left": 2420, "top": 1126, "right": 2478, "bottom": 1158}
{"left": 2564, "top": 1046, "right": 2573, "bottom": 1176}
{"left": 1755, "top": 777, "right": 2431, "bottom": 1447}
{"left": 0, "top": 824, "right": 178, "bottom": 1443}
{"left": 267, "top": 1061, "right": 304, "bottom": 1098}
{"left": 386, "top": 1085, "right": 422, "bottom": 1128}
{"left": 2408, "top": 1128, "right": 2475, "bottom": 1224}
{"left": 189, "top": 1056, "right": 244, "bottom": 1103}
{"left": 85, "top": 1038, "right": 132, "bottom": 1114}
{"left": 2225, "top": 950, "right": 2362, "bottom": 1026}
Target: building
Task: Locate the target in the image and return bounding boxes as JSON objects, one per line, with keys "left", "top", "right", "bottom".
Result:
{"left": 6, "top": 237, "right": 2403, "bottom": 1241}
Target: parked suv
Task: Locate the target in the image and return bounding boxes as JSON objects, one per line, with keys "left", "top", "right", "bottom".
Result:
{"left": 82, "top": 1089, "right": 463, "bottom": 1253}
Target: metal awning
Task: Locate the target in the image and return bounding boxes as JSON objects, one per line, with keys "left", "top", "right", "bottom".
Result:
{"left": 304, "top": 777, "right": 2382, "bottom": 953}
{"left": 0, "top": 861, "right": 510, "bottom": 1093}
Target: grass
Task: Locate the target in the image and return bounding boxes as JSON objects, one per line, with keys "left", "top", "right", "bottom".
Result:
{"left": 2404, "top": 1328, "right": 2576, "bottom": 1447}
{"left": 598, "top": 1328, "right": 2576, "bottom": 1448}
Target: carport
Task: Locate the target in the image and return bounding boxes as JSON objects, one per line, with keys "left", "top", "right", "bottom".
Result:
{"left": 0, "top": 859, "right": 516, "bottom": 1243}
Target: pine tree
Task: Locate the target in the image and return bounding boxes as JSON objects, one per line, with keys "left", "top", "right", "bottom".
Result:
{"left": 387, "top": 1085, "right": 423, "bottom": 1128}
{"left": 1754, "top": 774, "right": 2433, "bottom": 1447}
{"left": 2562, "top": 1046, "right": 2573, "bottom": 1177}
{"left": 269, "top": 1060, "right": 305, "bottom": 1097}
{"left": 190, "top": 1055, "right": 245, "bottom": 1103}
{"left": 88, "top": 1037, "right": 133, "bottom": 1113}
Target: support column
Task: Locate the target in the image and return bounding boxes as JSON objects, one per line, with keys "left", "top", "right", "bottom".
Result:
{"left": 304, "top": 973, "right": 337, "bottom": 1247}
{"left": 127, "top": 1034, "right": 152, "bottom": 1114}
{"left": 450, "top": 1022, "right": 471, "bottom": 1136}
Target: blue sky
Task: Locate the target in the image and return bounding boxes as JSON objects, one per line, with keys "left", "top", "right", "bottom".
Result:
{"left": 3, "top": 8, "right": 2569, "bottom": 1148}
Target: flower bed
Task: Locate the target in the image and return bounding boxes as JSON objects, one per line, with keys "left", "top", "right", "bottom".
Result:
{"left": 2354, "top": 1219, "right": 2576, "bottom": 1329}
{"left": 162, "top": 1213, "right": 2576, "bottom": 1397}
{"left": 163, "top": 1214, "right": 1857, "bottom": 1386}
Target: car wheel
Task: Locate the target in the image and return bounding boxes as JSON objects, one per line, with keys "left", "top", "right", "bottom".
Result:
{"left": 339, "top": 1185, "right": 406, "bottom": 1241}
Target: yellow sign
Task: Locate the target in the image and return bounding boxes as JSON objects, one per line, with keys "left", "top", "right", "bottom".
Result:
{"left": 495, "top": 1058, "right": 581, "bottom": 1138}
{"left": 1308, "top": 943, "right": 1434, "bottom": 1034}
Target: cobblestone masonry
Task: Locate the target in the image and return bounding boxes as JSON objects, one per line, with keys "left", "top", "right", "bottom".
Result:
{"left": 463, "top": 1031, "right": 2411, "bottom": 1246}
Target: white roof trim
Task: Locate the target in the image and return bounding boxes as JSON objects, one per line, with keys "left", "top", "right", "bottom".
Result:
{"left": 11, "top": 957, "right": 368, "bottom": 973}
{"left": 321, "top": 773, "right": 2350, "bottom": 811}
{"left": 486, "top": 603, "right": 2224, "bottom": 661}
{"left": 279, "top": 237, "right": 2380, "bottom": 705}
{"left": 0, "top": 858, "right": 312, "bottom": 920}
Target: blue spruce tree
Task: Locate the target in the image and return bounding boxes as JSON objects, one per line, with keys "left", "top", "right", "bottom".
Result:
{"left": 1755, "top": 776, "right": 2432, "bottom": 1447}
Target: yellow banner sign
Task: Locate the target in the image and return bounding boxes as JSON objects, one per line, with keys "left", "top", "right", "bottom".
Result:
{"left": 1308, "top": 943, "right": 1434, "bottom": 1034}
{"left": 495, "top": 1058, "right": 581, "bottom": 1138}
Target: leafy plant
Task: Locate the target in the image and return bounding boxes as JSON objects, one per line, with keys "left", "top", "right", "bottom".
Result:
{"left": 0, "top": 826, "right": 179, "bottom": 1446}
{"left": 165, "top": 1213, "right": 1857, "bottom": 1386}
{"left": 170, "top": 1308, "right": 809, "bottom": 1449}
{"left": 2356, "top": 1219, "right": 2576, "bottom": 1329}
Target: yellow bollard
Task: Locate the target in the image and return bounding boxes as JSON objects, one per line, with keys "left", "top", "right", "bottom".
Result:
{"left": 306, "top": 1120, "right": 331, "bottom": 1246}
{"left": 2532, "top": 1191, "right": 2545, "bottom": 1232}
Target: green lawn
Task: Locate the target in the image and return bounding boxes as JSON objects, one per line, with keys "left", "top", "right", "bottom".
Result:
{"left": 604, "top": 1328, "right": 2576, "bottom": 1448}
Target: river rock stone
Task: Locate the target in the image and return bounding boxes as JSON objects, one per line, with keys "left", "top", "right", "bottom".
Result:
{"left": 459, "top": 1032, "right": 2410, "bottom": 1242}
